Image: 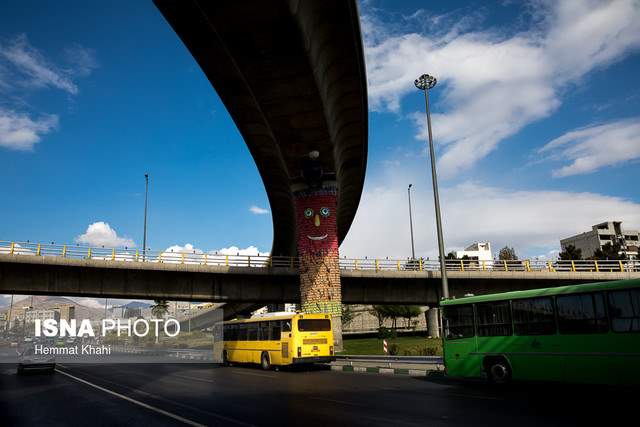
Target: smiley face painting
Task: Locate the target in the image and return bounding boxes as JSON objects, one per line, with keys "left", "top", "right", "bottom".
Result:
{"left": 295, "top": 189, "right": 338, "bottom": 256}
{"left": 294, "top": 187, "right": 341, "bottom": 316}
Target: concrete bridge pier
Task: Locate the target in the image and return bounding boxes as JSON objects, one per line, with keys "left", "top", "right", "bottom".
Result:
{"left": 295, "top": 184, "right": 343, "bottom": 351}
{"left": 426, "top": 307, "right": 441, "bottom": 338}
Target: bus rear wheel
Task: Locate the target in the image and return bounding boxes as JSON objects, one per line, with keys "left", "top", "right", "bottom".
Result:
{"left": 485, "top": 357, "right": 511, "bottom": 384}
{"left": 260, "top": 352, "right": 271, "bottom": 370}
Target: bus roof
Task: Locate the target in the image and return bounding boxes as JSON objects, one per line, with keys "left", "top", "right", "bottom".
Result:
{"left": 223, "top": 312, "right": 330, "bottom": 324}
{"left": 440, "top": 278, "right": 640, "bottom": 306}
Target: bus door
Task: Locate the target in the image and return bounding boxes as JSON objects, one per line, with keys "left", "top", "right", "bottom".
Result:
{"left": 280, "top": 319, "right": 293, "bottom": 364}
{"left": 511, "top": 297, "right": 563, "bottom": 381}
{"left": 442, "top": 305, "right": 479, "bottom": 377}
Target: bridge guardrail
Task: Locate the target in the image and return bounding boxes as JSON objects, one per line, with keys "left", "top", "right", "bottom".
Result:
{"left": 1, "top": 241, "right": 637, "bottom": 273}
{"left": 338, "top": 257, "right": 638, "bottom": 273}
{"left": 0, "top": 240, "right": 299, "bottom": 268}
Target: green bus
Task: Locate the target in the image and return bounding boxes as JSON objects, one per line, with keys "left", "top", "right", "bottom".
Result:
{"left": 441, "top": 278, "right": 640, "bottom": 385}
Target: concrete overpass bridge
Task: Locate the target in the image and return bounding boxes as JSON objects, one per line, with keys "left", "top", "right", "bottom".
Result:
{"left": 153, "top": 0, "right": 368, "bottom": 257}
{"left": 150, "top": 0, "right": 368, "bottom": 337}
{"left": 2, "top": 242, "right": 637, "bottom": 309}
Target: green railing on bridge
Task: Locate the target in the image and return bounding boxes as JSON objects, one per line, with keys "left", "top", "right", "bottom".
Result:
{"left": 1, "top": 241, "right": 637, "bottom": 273}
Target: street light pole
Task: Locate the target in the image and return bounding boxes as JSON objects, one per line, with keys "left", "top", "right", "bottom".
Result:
{"left": 142, "top": 173, "right": 149, "bottom": 261}
{"left": 414, "top": 74, "right": 449, "bottom": 299}
{"left": 407, "top": 184, "right": 416, "bottom": 260}
{"left": 6, "top": 294, "right": 14, "bottom": 335}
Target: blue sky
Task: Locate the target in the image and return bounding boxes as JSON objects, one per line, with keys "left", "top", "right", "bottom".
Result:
{"left": 1, "top": 0, "right": 640, "bottom": 266}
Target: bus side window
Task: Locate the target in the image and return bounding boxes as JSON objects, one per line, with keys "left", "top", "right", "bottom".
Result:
{"left": 270, "top": 321, "right": 281, "bottom": 340}
{"left": 513, "top": 297, "right": 556, "bottom": 335}
{"left": 237, "top": 324, "right": 247, "bottom": 341}
{"left": 557, "top": 293, "right": 608, "bottom": 334}
{"left": 608, "top": 289, "right": 640, "bottom": 332}
{"left": 443, "top": 305, "right": 474, "bottom": 339}
{"left": 476, "top": 301, "right": 512, "bottom": 336}
{"left": 282, "top": 320, "right": 292, "bottom": 333}
{"left": 258, "top": 322, "right": 269, "bottom": 341}
{"left": 247, "top": 323, "right": 258, "bottom": 341}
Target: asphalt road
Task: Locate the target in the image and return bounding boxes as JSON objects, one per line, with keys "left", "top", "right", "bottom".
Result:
{"left": 0, "top": 362, "right": 635, "bottom": 426}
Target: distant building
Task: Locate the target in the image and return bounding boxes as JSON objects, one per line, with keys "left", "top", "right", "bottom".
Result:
{"left": 455, "top": 242, "right": 493, "bottom": 262}
{"left": 25, "top": 309, "right": 60, "bottom": 323}
{"left": 169, "top": 301, "right": 191, "bottom": 317}
{"left": 109, "top": 306, "right": 127, "bottom": 319}
{"left": 561, "top": 221, "right": 639, "bottom": 259}
{"left": 57, "top": 305, "right": 75, "bottom": 321}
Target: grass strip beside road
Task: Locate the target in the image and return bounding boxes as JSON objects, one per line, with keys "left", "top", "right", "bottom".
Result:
{"left": 340, "top": 336, "right": 442, "bottom": 356}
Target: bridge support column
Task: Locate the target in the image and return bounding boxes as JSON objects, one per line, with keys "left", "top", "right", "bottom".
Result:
{"left": 426, "top": 307, "right": 440, "bottom": 338}
{"left": 295, "top": 185, "right": 343, "bottom": 351}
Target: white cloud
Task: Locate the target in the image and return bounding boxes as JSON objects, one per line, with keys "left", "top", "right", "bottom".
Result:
{"left": 539, "top": 118, "right": 640, "bottom": 177}
{"left": 0, "top": 34, "right": 79, "bottom": 94}
{"left": 362, "top": 1, "right": 640, "bottom": 177}
{"left": 215, "top": 246, "right": 267, "bottom": 256}
{"left": 157, "top": 244, "right": 269, "bottom": 265}
{"left": 534, "top": 249, "right": 560, "bottom": 261}
{"left": 340, "top": 167, "right": 640, "bottom": 259}
{"left": 249, "top": 205, "right": 269, "bottom": 215}
{"left": 63, "top": 44, "right": 98, "bottom": 77}
{"left": 0, "top": 243, "right": 35, "bottom": 255}
{"left": 0, "top": 109, "right": 58, "bottom": 150}
{"left": 75, "top": 222, "right": 135, "bottom": 248}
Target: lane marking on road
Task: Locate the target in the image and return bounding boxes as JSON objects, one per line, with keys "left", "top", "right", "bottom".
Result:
{"left": 56, "top": 366, "right": 255, "bottom": 427}
{"left": 230, "top": 370, "right": 276, "bottom": 379}
{"left": 55, "top": 368, "right": 205, "bottom": 427}
{"left": 172, "top": 374, "right": 216, "bottom": 384}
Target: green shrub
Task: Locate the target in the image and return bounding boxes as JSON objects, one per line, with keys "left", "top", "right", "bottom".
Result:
{"left": 388, "top": 343, "right": 399, "bottom": 355}
{"left": 377, "top": 327, "right": 397, "bottom": 340}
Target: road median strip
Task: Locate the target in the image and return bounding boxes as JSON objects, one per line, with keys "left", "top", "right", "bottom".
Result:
{"left": 330, "top": 364, "right": 443, "bottom": 377}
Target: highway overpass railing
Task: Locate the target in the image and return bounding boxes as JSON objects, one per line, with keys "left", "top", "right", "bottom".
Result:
{"left": 0, "top": 240, "right": 298, "bottom": 268}
{"left": 1, "top": 241, "right": 637, "bottom": 273}
{"left": 338, "top": 257, "right": 639, "bottom": 273}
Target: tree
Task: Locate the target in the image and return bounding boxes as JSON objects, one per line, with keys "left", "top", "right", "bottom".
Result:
{"left": 498, "top": 246, "right": 517, "bottom": 261}
{"left": 151, "top": 300, "right": 169, "bottom": 345}
{"left": 151, "top": 300, "right": 169, "bottom": 319}
{"left": 445, "top": 251, "right": 457, "bottom": 260}
{"left": 341, "top": 305, "right": 355, "bottom": 328}
{"left": 591, "top": 242, "right": 627, "bottom": 260}
{"left": 397, "top": 305, "right": 422, "bottom": 329}
{"left": 369, "top": 305, "right": 388, "bottom": 329}
{"left": 559, "top": 244, "right": 582, "bottom": 260}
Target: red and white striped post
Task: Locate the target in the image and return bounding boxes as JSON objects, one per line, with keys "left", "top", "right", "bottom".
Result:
{"left": 383, "top": 339, "right": 388, "bottom": 354}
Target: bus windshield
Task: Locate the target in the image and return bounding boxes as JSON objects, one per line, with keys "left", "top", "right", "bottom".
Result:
{"left": 298, "top": 319, "right": 331, "bottom": 331}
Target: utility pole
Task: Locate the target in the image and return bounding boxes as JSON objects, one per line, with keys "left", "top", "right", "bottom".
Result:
{"left": 407, "top": 184, "right": 416, "bottom": 260}
{"left": 6, "top": 294, "right": 14, "bottom": 335}
{"left": 143, "top": 173, "right": 149, "bottom": 261}
{"left": 414, "top": 74, "right": 449, "bottom": 299}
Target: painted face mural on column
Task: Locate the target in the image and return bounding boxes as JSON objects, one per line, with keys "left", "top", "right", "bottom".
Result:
{"left": 294, "top": 187, "right": 341, "bottom": 316}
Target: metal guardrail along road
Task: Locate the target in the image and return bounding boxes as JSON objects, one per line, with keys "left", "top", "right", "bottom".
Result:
{"left": 1, "top": 240, "right": 638, "bottom": 273}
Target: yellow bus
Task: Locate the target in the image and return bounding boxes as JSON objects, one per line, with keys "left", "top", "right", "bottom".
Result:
{"left": 217, "top": 313, "right": 335, "bottom": 370}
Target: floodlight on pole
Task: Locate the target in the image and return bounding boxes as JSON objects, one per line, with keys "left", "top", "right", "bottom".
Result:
{"left": 414, "top": 73, "right": 449, "bottom": 299}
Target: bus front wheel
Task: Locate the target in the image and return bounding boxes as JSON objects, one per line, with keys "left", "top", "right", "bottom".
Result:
{"left": 484, "top": 357, "right": 511, "bottom": 384}
{"left": 260, "top": 352, "right": 271, "bottom": 370}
